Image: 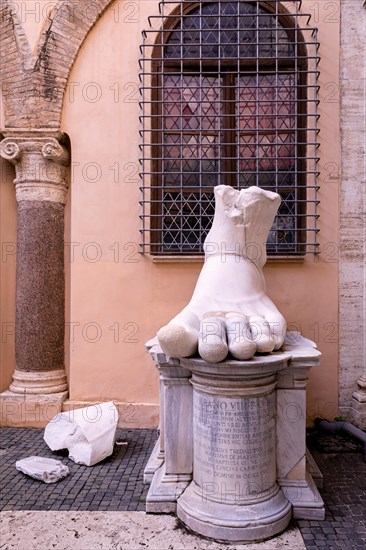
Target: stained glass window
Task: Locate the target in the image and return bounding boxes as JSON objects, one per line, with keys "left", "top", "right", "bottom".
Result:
{"left": 142, "top": 1, "right": 318, "bottom": 255}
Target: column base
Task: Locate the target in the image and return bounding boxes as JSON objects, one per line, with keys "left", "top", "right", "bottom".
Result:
{"left": 144, "top": 437, "right": 165, "bottom": 483}
{"left": 279, "top": 472, "right": 325, "bottom": 520}
{"left": 9, "top": 369, "right": 68, "bottom": 394}
{"left": 146, "top": 464, "right": 192, "bottom": 513}
{"left": 0, "top": 390, "right": 68, "bottom": 427}
{"left": 177, "top": 481, "right": 292, "bottom": 544}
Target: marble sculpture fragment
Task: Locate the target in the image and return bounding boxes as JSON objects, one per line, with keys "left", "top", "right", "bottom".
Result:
{"left": 44, "top": 402, "right": 119, "bottom": 466}
{"left": 157, "top": 185, "right": 287, "bottom": 362}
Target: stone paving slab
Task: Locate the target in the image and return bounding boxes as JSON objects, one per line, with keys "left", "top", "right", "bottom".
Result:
{"left": 0, "top": 511, "right": 306, "bottom": 550}
{"left": 1, "top": 427, "right": 366, "bottom": 549}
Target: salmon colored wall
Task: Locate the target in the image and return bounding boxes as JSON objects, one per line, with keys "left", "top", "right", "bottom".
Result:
{"left": 0, "top": 1, "right": 340, "bottom": 425}
{"left": 1, "top": 64, "right": 16, "bottom": 389}
{"left": 60, "top": 1, "right": 340, "bottom": 425}
{"left": 0, "top": 153, "right": 17, "bottom": 392}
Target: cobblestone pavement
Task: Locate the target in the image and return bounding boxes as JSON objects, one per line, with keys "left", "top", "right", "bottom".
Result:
{"left": 297, "top": 429, "right": 366, "bottom": 550}
{"left": 0, "top": 428, "right": 157, "bottom": 512}
{"left": 1, "top": 427, "right": 365, "bottom": 549}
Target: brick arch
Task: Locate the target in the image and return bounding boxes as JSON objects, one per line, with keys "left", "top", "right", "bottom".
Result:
{"left": 0, "top": 0, "right": 34, "bottom": 128}
{"left": 1, "top": 0, "right": 115, "bottom": 129}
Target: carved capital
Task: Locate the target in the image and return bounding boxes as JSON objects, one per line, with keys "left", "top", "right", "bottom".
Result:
{"left": 0, "top": 135, "right": 70, "bottom": 204}
{"left": 42, "top": 139, "right": 69, "bottom": 165}
{"left": 0, "top": 140, "right": 21, "bottom": 163}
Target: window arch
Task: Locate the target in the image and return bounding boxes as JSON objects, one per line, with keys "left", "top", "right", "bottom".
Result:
{"left": 140, "top": 1, "right": 319, "bottom": 256}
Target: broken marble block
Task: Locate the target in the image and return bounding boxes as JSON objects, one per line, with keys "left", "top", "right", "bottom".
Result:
{"left": 16, "top": 456, "right": 69, "bottom": 483}
{"left": 44, "top": 401, "right": 119, "bottom": 466}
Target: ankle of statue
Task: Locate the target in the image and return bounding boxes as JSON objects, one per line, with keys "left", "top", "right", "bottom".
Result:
{"left": 204, "top": 251, "right": 261, "bottom": 268}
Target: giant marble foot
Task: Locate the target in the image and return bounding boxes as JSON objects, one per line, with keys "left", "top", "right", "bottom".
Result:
{"left": 157, "top": 185, "right": 287, "bottom": 362}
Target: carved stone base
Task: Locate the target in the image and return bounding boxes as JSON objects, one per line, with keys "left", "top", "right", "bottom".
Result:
{"left": 279, "top": 473, "right": 325, "bottom": 520}
{"left": 0, "top": 390, "right": 68, "bottom": 427}
{"left": 146, "top": 464, "right": 191, "bottom": 513}
{"left": 9, "top": 369, "right": 68, "bottom": 394}
{"left": 177, "top": 481, "right": 292, "bottom": 544}
{"left": 306, "top": 449, "right": 323, "bottom": 489}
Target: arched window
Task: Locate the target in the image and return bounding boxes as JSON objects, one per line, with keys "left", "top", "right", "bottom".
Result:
{"left": 140, "top": 1, "right": 319, "bottom": 256}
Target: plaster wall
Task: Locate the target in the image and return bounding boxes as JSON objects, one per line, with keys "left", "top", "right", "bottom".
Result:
{"left": 0, "top": 155, "right": 17, "bottom": 392}
{"left": 0, "top": 1, "right": 341, "bottom": 426}
{"left": 1, "top": 78, "right": 16, "bottom": 390}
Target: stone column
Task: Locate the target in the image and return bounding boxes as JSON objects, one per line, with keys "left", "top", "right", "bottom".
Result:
{"left": 0, "top": 132, "right": 70, "bottom": 427}
{"left": 177, "top": 355, "right": 292, "bottom": 543}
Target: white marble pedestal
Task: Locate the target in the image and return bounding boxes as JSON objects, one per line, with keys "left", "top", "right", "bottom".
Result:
{"left": 145, "top": 333, "right": 324, "bottom": 543}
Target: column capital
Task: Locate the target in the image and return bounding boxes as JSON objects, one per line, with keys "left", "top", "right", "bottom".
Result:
{"left": 0, "top": 139, "right": 21, "bottom": 162}
{"left": 0, "top": 133, "right": 70, "bottom": 204}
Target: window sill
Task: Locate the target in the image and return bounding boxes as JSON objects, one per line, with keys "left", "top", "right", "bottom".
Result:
{"left": 151, "top": 255, "right": 305, "bottom": 264}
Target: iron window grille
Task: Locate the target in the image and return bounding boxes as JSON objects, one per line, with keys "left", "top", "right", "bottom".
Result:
{"left": 139, "top": 1, "right": 320, "bottom": 256}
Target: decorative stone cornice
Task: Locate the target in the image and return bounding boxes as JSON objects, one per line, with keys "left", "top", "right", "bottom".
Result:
{"left": 0, "top": 134, "right": 70, "bottom": 204}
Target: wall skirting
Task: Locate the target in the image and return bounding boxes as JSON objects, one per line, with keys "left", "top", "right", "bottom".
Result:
{"left": 0, "top": 397, "right": 159, "bottom": 429}
{"left": 62, "top": 401, "right": 159, "bottom": 429}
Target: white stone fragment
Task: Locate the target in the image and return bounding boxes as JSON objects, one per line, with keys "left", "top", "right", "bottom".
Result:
{"left": 15, "top": 456, "right": 69, "bottom": 483}
{"left": 44, "top": 401, "right": 119, "bottom": 466}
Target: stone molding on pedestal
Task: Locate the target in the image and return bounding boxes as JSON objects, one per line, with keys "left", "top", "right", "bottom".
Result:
{"left": 177, "top": 355, "right": 292, "bottom": 542}
{"left": 144, "top": 333, "right": 324, "bottom": 543}
{"left": 0, "top": 134, "right": 70, "bottom": 204}
{"left": 144, "top": 348, "right": 193, "bottom": 512}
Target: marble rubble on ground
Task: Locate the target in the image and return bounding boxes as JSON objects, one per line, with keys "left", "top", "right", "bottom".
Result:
{"left": 44, "top": 401, "right": 118, "bottom": 466}
{"left": 15, "top": 456, "right": 69, "bottom": 483}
